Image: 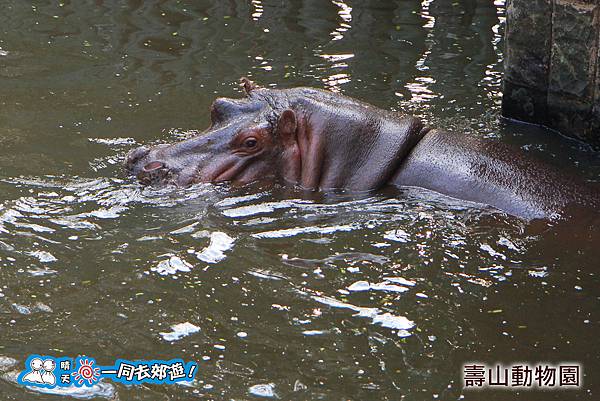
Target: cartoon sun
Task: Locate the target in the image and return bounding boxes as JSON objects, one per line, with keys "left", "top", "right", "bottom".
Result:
{"left": 71, "top": 358, "right": 101, "bottom": 386}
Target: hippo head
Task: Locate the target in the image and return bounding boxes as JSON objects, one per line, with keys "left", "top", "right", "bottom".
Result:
{"left": 125, "top": 78, "right": 302, "bottom": 188}
{"left": 126, "top": 78, "right": 426, "bottom": 191}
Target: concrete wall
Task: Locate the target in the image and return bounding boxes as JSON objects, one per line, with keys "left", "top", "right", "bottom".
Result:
{"left": 502, "top": 0, "right": 600, "bottom": 147}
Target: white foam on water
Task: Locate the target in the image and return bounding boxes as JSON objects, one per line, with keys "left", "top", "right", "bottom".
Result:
{"left": 152, "top": 256, "right": 193, "bottom": 276}
{"left": 302, "top": 330, "right": 326, "bottom": 336}
{"left": 13, "top": 222, "right": 55, "bottom": 233}
{"left": 312, "top": 295, "right": 415, "bottom": 336}
{"left": 87, "top": 206, "right": 127, "bottom": 219}
{"left": 159, "top": 322, "right": 201, "bottom": 342}
{"left": 28, "top": 251, "right": 57, "bottom": 263}
{"left": 480, "top": 243, "right": 507, "bottom": 260}
{"left": 384, "top": 277, "right": 417, "bottom": 287}
{"left": 196, "top": 232, "right": 235, "bottom": 263}
{"left": 252, "top": 224, "right": 357, "bottom": 239}
{"left": 372, "top": 313, "right": 415, "bottom": 330}
{"left": 222, "top": 199, "right": 311, "bottom": 218}
{"left": 383, "top": 229, "right": 411, "bottom": 243}
{"left": 88, "top": 137, "right": 136, "bottom": 146}
{"left": 347, "top": 276, "right": 416, "bottom": 293}
{"left": 248, "top": 383, "right": 277, "bottom": 398}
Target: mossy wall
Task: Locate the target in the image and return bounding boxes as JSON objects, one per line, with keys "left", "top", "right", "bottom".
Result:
{"left": 503, "top": 0, "right": 600, "bottom": 147}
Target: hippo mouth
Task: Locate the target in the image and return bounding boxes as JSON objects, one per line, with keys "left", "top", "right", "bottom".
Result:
{"left": 124, "top": 145, "right": 258, "bottom": 188}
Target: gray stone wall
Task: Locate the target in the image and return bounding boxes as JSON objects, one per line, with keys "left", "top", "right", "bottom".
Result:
{"left": 502, "top": 0, "right": 600, "bottom": 147}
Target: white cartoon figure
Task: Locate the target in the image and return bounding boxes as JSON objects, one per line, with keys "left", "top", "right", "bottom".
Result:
{"left": 41, "top": 359, "right": 56, "bottom": 385}
{"left": 22, "top": 358, "right": 44, "bottom": 384}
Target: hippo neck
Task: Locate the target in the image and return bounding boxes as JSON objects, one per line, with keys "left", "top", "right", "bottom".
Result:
{"left": 286, "top": 94, "right": 427, "bottom": 191}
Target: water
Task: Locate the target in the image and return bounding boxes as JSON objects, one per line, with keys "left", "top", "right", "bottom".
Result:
{"left": 0, "top": 1, "right": 599, "bottom": 400}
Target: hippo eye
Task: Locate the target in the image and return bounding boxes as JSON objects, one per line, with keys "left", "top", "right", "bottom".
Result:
{"left": 244, "top": 137, "right": 258, "bottom": 148}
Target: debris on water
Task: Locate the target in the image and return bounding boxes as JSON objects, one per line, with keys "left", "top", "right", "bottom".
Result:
{"left": 152, "top": 255, "right": 193, "bottom": 276}
{"left": 88, "top": 137, "right": 136, "bottom": 146}
{"left": 347, "top": 280, "right": 409, "bottom": 293}
{"left": 528, "top": 269, "right": 548, "bottom": 278}
{"left": 497, "top": 236, "right": 520, "bottom": 251}
{"left": 252, "top": 224, "right": 356, "bottom": 239}
{"left": 88, "top": 206, "right": 126, "bottom": 219}
{"left": 0, "top": 356, "right": 18, "bottom": 372}
{"left": 34, "top": 302, "right": 53, "bottom": 313}
{"left": 11, "top": 302, "right": 53, "bottom": 314}
{"left": 293, "top": 380, "right": 307, "bottom": 392}
{"left": 383, "top": 229, "right": 410, "bottom": 243}
{"left": 385, "top": 277, "right": 416, "bottom": 287}
{"left": 221, "top": 200, "right": 308, "bottom": 218}
{"left": 196, "top": 232, "right": 235, "bottom": 263}
{"left": 302, "top": 330, "right": 326, "bottom": 336}
{"left": 159, "top": 322, "right": 201, "bottom": 342}
{"left": 11, "top": 304, "right": 31, "bottom": 315}
{"left": 312, "top": 295, "right": 416, "bottom": 336}
{"left": 237, "top": 331, "right": 248, "bottom": 338}
{"left": 480, "top": 244, "right": 507, "bottom": 260}
{"left": 137, "top": 235, "right": 162, "bottom": 241}
{"left": 26, "top": 266, "right": 58, "bottom": 276}
{"left": 372, "top": 313, "right": 415, "bottom": 331}
{"left": 28, "top": 250, "right": 57, "bottom": 263}
{"left": 248, "top": 269, "right": 283, "bottom": 281}
{"left": 248, "top": 383, "right": 278, "bottom": 398}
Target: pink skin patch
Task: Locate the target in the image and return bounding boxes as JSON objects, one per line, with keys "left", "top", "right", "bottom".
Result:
{"left": 143, "top": 161, "right": 165, "bottom": 172}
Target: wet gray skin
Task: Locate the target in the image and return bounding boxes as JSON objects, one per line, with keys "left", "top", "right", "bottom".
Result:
{"left": 125, "top": 83, "right": 598, "bottom": 220}
{"left": 125, "top": 83, "right": 426, "bottom": 190}
{"left": 126, "top": 89, "right": 278, "bottom": 187}
{"left": 2, "top": 1, "right": 600, "bottom": 401}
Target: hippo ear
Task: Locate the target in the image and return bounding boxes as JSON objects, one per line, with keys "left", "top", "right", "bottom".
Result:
{"left": 240, "top": 77, "right": 260, "bottom": 96}
{"left": 277, "top": 109, "right": 297, "bottom": 143}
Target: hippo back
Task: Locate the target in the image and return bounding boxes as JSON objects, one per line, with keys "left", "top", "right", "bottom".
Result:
{"left": 391, "top": 129, "right": 599, "bottom": 219}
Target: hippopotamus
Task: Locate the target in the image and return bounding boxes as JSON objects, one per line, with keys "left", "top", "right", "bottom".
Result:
{"left": 125, "top": 78, "right": 599, "bottom": 220}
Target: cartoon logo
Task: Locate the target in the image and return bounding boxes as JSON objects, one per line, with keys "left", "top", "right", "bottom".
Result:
{"left": 17, "top": 355, "right": 197, "bottom": 388}
{"left": 18, "top": 356, "right": 62, "bottom": 388}
{"left": 72, "top": 358, "right": 101, "bottom": 386}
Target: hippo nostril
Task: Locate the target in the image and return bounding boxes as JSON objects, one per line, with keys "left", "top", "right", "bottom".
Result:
{"left": 137, "top": 161, "right": 170, "bottom": 186}
{"left": 125, "top": 146, "right": 150, "bottom": 169}
{"left": 143, "top": 161, "right": 166, "bottom": 172}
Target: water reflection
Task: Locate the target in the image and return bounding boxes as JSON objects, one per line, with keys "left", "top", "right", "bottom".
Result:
{"left": 330, "top": 0, "right": 352, "bottom": 41}
{"left": 251, "top": 0, "right": 264, "bottom": 21}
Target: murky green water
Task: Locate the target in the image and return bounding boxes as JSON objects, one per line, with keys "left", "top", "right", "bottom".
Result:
{"left": 1, "top": 1, "right": 599, "bottom": 400}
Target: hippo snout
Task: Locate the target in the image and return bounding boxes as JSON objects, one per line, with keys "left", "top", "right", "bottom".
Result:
{"left": 125, "top": 146, "right": 172, "bottom": 186}
{"left": 137, "top": 160, "right": 170, "bottom": 186}
{"left": 125, "top": 146, "right": 150, "bottom": 171}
